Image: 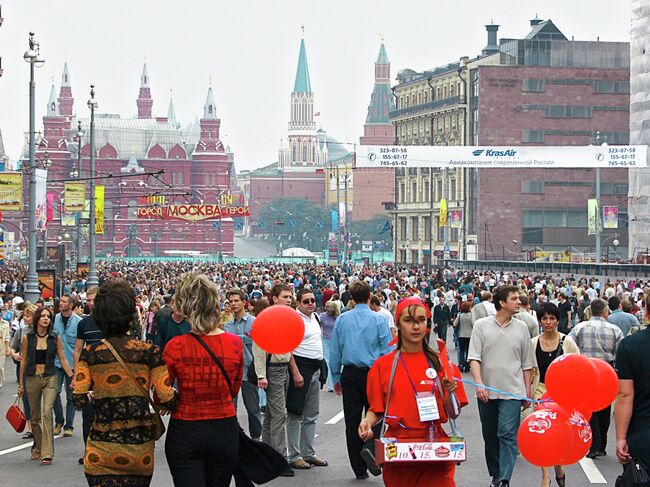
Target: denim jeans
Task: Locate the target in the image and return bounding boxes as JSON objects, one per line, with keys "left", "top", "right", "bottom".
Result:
{"left": 234, "top": 379, "right": 262, "bottom": 440}
{"left": 54, "top": 367, "right": 75, "bottom": 429}
{"left": 477, "top": 399, "right": 522, "bottom": 482}
{"left": 321, "top": 338, "right": 334, "bottom": 390}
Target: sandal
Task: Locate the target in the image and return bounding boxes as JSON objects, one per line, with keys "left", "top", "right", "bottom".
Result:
{"left": 31, "top": 452, "right": 41, "bottom": 461}
{"left": 41, "top": 458, "right": 53, "bottom": 465}
{"left": 22, "top": 431, "right": 34, "bottom": 439}
{"left": 556, "top": 474, "right": 566, "bottom": 487}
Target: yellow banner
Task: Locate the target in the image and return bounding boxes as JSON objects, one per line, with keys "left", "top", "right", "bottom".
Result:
{"left": 439, "top": 199, "right": 447, "bottom": 227}
{"left": 64, "top": 182, "right": 85, "bottom": 213}
{"left": 95, "top": 186, "right": 104, "bottom": 235}
{"left": 0, "top": 173, "right": 23, "bottom": 211}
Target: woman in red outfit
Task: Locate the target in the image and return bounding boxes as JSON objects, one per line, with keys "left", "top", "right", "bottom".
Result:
{"left": 359, "top": 297, "right": 466, "bottom": 487}
{"left": 163, "top": 272, "right": 244, "bottom": 487}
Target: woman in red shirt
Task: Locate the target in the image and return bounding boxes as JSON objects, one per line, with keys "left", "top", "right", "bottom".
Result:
{"left": 163, "top": 273, "right": 244, "bottom": 487}
{"left": 359, "top": 297, "right": 466, "bottom": 487}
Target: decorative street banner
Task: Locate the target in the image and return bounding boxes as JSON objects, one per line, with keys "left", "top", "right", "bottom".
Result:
{"left": 95, "top": 186, "right": 105, "bottom": 235}
{"left": 603, "top": 206, "right": 619, "bottom": 229}
{"left": 331, "top": 209, "right": 338, "bottom": 233}
{"left": 439, "top": 199, "right": 447, "bottom": 227}
{"left": 137, "top": 204, "right": 250, "bottom": 222}
{"left": 356, "top": 145, "right": 648, "bottom": 168}
{"left": 338, "top": 202, "right": 346, "bottom": 228}
{"left": 0, "top": 173, "right": 23, "bottom": 211}
{"left": 587, "top": 199, "right": 602, "bottom": 235}
{"left": 64, "top": 182, "right": 86, "bottom": 213}
{"left": 46, "top": 193, "right": 55, "bottom": 222}
{"left": 34, "top": 168, "right": 47, "bottom": 232}
{"left": 450, "top": 210, "right": 463, "bottom": 229}
{"left": 37, "top": 269, "right": 56, "bottom": 301}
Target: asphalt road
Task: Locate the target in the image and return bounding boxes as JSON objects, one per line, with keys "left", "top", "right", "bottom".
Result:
{"left": 0, "top": 353, "right": 623, "bottom": 486}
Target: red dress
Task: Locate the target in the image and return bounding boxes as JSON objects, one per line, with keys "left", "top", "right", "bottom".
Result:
{"left": 367, "top": 350, "right": 461, "bottom": 487}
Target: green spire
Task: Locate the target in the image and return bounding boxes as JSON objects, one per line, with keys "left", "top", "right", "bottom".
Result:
{"left": 293, "top": 39, "right": 312, "bottom": 94}
{"left": 377, "top": 43, "right": 389, "bottom": 63}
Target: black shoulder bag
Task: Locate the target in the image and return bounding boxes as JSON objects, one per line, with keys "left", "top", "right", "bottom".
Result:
{"left": 190, "top": 333, "right": 288, "bottom": 485}
{"left": 616, "top": 458, "right": 650, "bottom": 487}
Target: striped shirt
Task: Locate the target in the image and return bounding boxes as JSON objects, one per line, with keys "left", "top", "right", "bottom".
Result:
{"left": 568, "top": 316, "right": 623, "bottom": 363}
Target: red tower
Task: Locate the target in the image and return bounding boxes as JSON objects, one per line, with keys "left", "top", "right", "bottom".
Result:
{"left": 136, "top": 63, "right": 153, "bottom": 119}
{"left": 57, "top": 62, "right": 74, "bottom": 119}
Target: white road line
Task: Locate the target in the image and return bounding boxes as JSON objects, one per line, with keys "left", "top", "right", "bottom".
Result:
{"left": 579, "top": 458, "right": 608, "bottom": 484}
{"left": 0, "top": 434, "right": 63, "bottom": 457}
{"left": 325, "top": 411, "right": 345, "bottom": 425}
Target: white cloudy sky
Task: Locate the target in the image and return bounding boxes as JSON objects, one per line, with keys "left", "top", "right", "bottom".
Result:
{"left": 0, "top": 0, "right": 631, "bottom": 171}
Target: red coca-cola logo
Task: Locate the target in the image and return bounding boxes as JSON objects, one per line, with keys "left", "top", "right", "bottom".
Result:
{"left": 434, "top": 446, "right": 450, "bottom": 458}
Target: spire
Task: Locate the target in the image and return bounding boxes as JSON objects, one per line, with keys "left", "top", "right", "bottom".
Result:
{"left": 47, "top": 83, "right": 58, "bottom": 116}
{"left": 136, "top": 63, "right": 153, "bottom": 118}
{"left": 61, "top": 62, "right": 70, "bottom": 86}
{"left": 293, "top": 38, "right": 312, "bottom": 94}
{"left": 377, "top": 43, "right": 389, "bottom": 63}
{"left": 141, "top": 63, "right": 149, "bottom": 87}
{"left": 168, "top": 94, "right": 177, "bottom": 123}
{"left": 203, "top": 86, "right": 217, "bottom": 119}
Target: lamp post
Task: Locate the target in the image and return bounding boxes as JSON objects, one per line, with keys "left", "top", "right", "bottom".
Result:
{"left": 73, "top": 121, "right": 83, "bottom": 266}
{"left": 23, "top": 32, "right": 45, "bottom": 303}
{"left": 592, "top": 131, "right": 606, "bottom": 264}
{"left": 86, "top": 86, "right": 99, "bottom": 288}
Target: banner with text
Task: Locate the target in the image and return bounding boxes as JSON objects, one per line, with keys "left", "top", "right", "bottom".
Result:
{"left": 137, "top": 204, "right": 250, "bottom": 222}
{"left": 450, "top": 210, "right": 463, "bottom": 228}
{"left": 64, "top": 182, "right": 86, "bottom": 213}
{"left": 95, "top": 186, "right": 105, "bottom": 235}
{"left": 357, "top": 145, "right": 648, "bottom": 169}
{"left": 0, "top": 173, "right": 23, "bottom": 211}
{"left": 603, "top": 206, "right": 619, "bottom": 229}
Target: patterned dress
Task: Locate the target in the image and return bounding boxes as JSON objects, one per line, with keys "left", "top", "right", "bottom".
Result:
{"left": 74, "top": 336, "right": 178, "bottom": 487}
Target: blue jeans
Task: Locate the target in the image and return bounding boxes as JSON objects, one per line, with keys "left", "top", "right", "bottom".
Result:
{"left": 477, "top": 399, "right": 522, "bottom": 482}
{"left": 322, "top": 338, "right": 334, "bottom": 390}
{"left": 54, "top": 367, "right": 75, "bottom": 429}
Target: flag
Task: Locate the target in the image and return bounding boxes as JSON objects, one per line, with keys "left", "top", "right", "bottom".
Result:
{"left": 439, "top": 198, "right": 447, "bottom": 227}
{"left": 378, "top": 219, "right": 391, "bottom": 235}
{"left": 95, "top": 186, "right": 105, "bottom": 235}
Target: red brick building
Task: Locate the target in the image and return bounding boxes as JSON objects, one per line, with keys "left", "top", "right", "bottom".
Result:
{"left": 18, "top": 63, "right": 235, "bottom": 259}
{"left": 471, "top": 20, "right": 630, "bottom": 260}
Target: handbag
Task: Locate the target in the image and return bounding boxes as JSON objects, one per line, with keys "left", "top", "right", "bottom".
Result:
{"left": 101, "top": 339, "right": 166, "bottom": 441}
{"left": 190, "top": 333, "right": 289, "bottom": 484}
{"left": 616, "top": 458, "right": 650, "bottom": 487}
{"left": 6, "top": 396, "right": 27, "bottom": 433}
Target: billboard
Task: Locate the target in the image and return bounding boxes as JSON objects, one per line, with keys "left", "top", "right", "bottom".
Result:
{"left": 37, "top": 269, "right": 56, "bottom": 301}
{"left": 64, "top": 182, "right": 86, "bottom": 213}
{"left": 0, "top": 173, "right": 23, "bottom": 211}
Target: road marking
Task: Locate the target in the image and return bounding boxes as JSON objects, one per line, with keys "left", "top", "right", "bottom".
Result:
{"left": 0, "top": 434, "right": 63, "bottom": 456}
{"left": 579, "top": 458, "right": 608, "bottom": 484}
{"left": 325, "top": 411, "right": 345, "bottom": 425}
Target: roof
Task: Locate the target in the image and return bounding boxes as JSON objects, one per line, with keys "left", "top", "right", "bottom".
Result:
{"left": 377, "top": 43, "right": 389, "bottom": 64}
{"left": 203, "top": 87, "right": 217, "bottom": 119}
{"left": 0, "top": 127, "right": 5, "bottom": 159}
{"left": 61, "top": 62, "right": 70, "bottom": 87}
{"left": 525, "top": 19, "right": 567, "bottom": 41}
{"left": 282, "top": 247, "right": 316, "bottom": 258}
{"left": 293, "top": 39, "right": 312, "bottom": 93}
{"left": 365, "top": 84, "right": 394, "bottom": 125}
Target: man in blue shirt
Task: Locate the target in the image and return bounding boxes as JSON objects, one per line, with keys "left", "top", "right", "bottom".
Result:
{"left": 225, "top": 289, "right": 262, "bottom": 440}
{"left": 330, "top": 280, "right": 391, "bottom": 480}
{"left": 52, "top": 294, "right": 82, "bottom": 437}
{"left": 607, "top": 296, "right": 639, "bottom": 336}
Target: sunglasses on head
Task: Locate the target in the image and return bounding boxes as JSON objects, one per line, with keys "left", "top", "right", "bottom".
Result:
{"left": 301, "top": 298, "right": 316, "bottom": 304}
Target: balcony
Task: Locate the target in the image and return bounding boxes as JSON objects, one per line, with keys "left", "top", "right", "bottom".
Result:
{"left": 390, "top": 96, "right": 462, "bottom": 120}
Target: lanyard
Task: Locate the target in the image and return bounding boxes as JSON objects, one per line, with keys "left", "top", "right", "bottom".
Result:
{"left": 399, "top": 354, "right": 437, "bottom": 396}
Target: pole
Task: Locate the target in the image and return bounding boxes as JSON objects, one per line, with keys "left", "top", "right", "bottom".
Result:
{"left": 24, "top": 35, "right": 40, "bottom": 303}
{"left": 335, "top": 165, "right": 341, "bottom": 265}
{"left": 86, "top": 86, "right": 99, "bottom": 288}
{"left": 77, "top": 121, "right": 83, "bottom": 264}
{"left": 344, "top": 170, "right": 349, "bottom": 263}
{"left": 595, "top": 167, "right": 601, "bottom": 264}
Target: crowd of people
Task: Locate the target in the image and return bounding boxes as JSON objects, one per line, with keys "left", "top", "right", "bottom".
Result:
{"left": 1, "top": 260, "right": 649, "bottom": 486}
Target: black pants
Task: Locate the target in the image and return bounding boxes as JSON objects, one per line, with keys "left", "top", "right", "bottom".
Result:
{"left": 165, "top": 416, "right": 239, "bottom": 487}
{"left": 82, "top": 400, "right": 95, "bottom": 447}
{"left": 458, "top": 337, "right": 471, "bottom": 368}
{"left": 341, "top": 365, "right": 374, "bottom": 477}
{"left": 589, "top": 405, "right": 611, "bottom": 453}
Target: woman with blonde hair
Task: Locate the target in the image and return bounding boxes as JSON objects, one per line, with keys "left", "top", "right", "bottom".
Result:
{"left": 320, "top": 301, "right": 340, "bottom": 392}
{"left": 163, "top": 273, "right": 244, "bottom": 487}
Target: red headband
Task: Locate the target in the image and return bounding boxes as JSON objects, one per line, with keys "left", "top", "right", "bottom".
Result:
{"left": 389, "top": 297, "right": 426, "bottom": 346}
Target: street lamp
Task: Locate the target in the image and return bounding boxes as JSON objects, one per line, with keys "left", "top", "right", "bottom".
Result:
{"left": 23, "top": 32, "right": 45, "bottom": 303}
{"left": 73, "top": 121, "right": 84, "bottom": 266}
{"left": 86, "top": 85, "right": 99, "bottom": 288}
{"left": 592, "top": 131, "right": 607, "bottom": 264}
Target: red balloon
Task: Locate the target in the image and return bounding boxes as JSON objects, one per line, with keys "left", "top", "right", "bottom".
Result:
{"left": 546, "top": 354, "right": 598, "bottom": 412}
{"left": 251, "top": 305, "right": 305, "bottom": 354}
{"left": 588, "top": 358, "right": 619, "bottom": 411}
{"left": 518, "top": 408, "right": 574, "bottom": 467}
{"left": 561, "top": 410, "right": 593, "bottom": 465}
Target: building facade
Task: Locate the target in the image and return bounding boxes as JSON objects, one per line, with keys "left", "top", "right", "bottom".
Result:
{"left": 471, "top": 20, "right": 630, "bottom": 261}
{"left": 14, "top": 63, "right": 235, "bottom": 259}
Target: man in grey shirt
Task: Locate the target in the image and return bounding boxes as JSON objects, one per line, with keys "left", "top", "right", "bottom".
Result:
{"left": 469, "top": 285, "right": 534, "bottom": 487}
{"left": 514, "top": 295, "right": 540, "bottom": 339}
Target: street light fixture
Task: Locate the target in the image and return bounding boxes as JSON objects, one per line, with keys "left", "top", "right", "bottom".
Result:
{"left": 86, "top": 85, "right": 99, "bottom": 288}
{"left": 23, "top": 32, "right": 45, "bottom": 303}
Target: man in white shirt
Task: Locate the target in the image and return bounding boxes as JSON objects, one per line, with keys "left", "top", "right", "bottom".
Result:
{"left": 286, "top": 289, "right": 328, "bottom": 469}
{"left": 370, "top": 295, "right": 396, "bottom": 336}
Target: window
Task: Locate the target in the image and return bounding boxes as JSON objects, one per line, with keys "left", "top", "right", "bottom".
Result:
{"left": 424, "top": 216, "right": 432, "bottom": 240}
{"left": 522, "top": 181, "right": 545, "bottom": 193}
{"left": 399, "top": 217, "right": 407, "bottom": 240}
{"left": 523, "top": 209, "right": 544, "bottom": 227}
{"left": 436, "top": 179, "right": 443, "bottom": 201}
{"left": 545, "top": 105, "right": 568, "bottom": 118}
{"left": 399, "top": 183, "right": 405, "bottom": 203}
{"left": 523, "top": 228, "right": 543, "bottom": 244}
{"left": 400, "top": 249, "right": 407, "bottom": 263}
{"left": 450, "top": 179, "right": 456, "bottom": 201}
{"left": 411, "top": 182, "right": 418, "bottom": 202}
{"left": 411, "top": 217, "right": 419, "bottom": 240}
{"left": 522, "top": 78, "right": 545, "bottom": 92}
{"left": 411, "top": 250, "right": 419, "bottom": 264}
{"left": 424, "top": 181, "right": 430, "bottom": 202}
{"left": 569, "top": 106, "right": 592, "bottom": 118}
{"left": 522, "top": 130, "right": 544, "bottom": 143}
{"left": 568, "top": 210, "right": 587, "bottom": 227}
{"left": 544, "top": 210, "right": 567, "bottom": 227}
{"left": 451, "top": 227, "right": 459, "bottom": 242}
{"left": 594, "top": 80, "right": 629, "bottom": 93}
